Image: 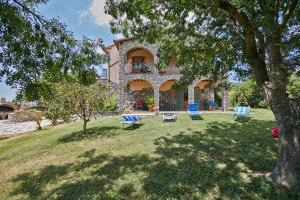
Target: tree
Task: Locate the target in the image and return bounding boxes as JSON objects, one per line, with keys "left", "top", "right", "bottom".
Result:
{"left": 0, "top": 0, "right": 106, "bottom": 100}
{"left": 106, "top": 0, "right": 300, "bottom": 190}
{"left": 42, "top": 82, "right": 113, "bottom": 134}
{"left": 229, "top": 79, "right": 265, "bottom": 108}
{"left": 287, "top": 72, "right": 300, "bottom": 99}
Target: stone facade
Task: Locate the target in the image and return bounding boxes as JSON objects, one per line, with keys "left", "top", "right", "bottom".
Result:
{"left": 109, "top": 38, "right": 229, "bottom": 112}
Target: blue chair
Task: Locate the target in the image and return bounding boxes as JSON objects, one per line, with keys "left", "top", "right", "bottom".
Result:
{"left": 121, "top": 115, "right": 142, "bottom": 128}
{"left": 233, "top": 106, "right": 251, "bottom": 117}
{"left": 209, "top": 101, "right": 215, "bottom": 111}
{"left": 188, "top": 103, "right": 201, "bottom": 117}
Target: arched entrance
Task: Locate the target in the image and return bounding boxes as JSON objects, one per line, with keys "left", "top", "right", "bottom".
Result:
{"left": 125, "top": 47, "right": 154, "bottom": 74}
{"left": 159, "top": 80, "right": 188, "bottom": 111}
{"left": 194, "top": 80, "right": 216, "bottom": 110}
{"left": 125, "top": 79, "right": 154, "bottom": 111}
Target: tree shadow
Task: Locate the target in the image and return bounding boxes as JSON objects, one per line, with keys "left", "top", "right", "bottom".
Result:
{"left": 58, "top": 126, "right": 121, "bottom": 143}
{"left": 123, "top": 123, "right": 144, "bottom": 130}
{"left": 234, "top": 116, "right": 251, "bottom": 122}
{"left": 190, "top": 115, "right": 203, "bottom": 120}
{"left": 0, "top": 135, "right": 10, "bottom": 140}
{"left": 142, "top": 119, "right": 299, "bottom": 199}
{"left": 11, "top": 149, "right": 154, "bottom": 199}
{"left": 11, "top": 164, "right": 72, "bottom": 199}
{"left": 11, "top": 119, "right": 300, "bottom": 199}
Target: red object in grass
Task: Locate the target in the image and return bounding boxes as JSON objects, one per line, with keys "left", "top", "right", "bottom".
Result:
{"left": 271, "top": 127, "right": 279, "bottom": 138}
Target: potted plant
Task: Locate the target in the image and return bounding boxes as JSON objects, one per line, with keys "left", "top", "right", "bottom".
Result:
{"left": 157, "top": 62, "right": 166, "bottom": 73}
{"left": 145, "top": 96, "right": 155, "bottom": 112}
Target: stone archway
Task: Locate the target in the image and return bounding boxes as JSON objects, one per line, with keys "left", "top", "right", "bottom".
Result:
{"left": 125, "top": 47, "right": 155, "bottom": 74}
{"left": 125, "top": 79, "right": 154, "bottom": 111}
{"left": 193, "top": 80, "right": 215, "bottom": 110}
{"left": 159, "top": 80, "right": 188, "bottom": 111}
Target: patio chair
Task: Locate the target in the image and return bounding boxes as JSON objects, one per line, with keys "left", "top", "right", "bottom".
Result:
{"left": 121, "top": 115, "right": 142, "bottom": 128}
{"left": 161, "top": 113, "right": 177, "bottom": 122}
{"left": 233, "top": 106, "right": 250, "bottom": 117}
{"left": 135, "top": 100, "right": 143, "bottom": 110}
{"left": 188, "top": 103, "right": 201, "bottom": 117}
{"left": 209, "top": 101, "right": 215, "bottom": 111}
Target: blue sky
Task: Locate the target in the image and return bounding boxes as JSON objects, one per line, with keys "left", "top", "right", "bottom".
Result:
{"left": 0, "top": 0, "right": 117, "bottom": 101}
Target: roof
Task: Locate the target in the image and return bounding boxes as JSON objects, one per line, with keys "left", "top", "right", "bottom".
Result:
{"left": 113, "top": 36, "right": 136, "bottom": 44}
{"left": 104, "top": 37, "right": 137, "bottom": 52}
{"left": 103, "top": 44, "right": 116, "bottom": 53}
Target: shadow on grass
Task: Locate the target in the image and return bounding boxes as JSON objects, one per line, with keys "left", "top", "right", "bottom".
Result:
{"left": 11, "top": 119, "right": 300, "bottom": 199}
{"left": 190, "top": 115, "right": 203, "bottom": 120}
{"left": 0, "top": 135, "right": 10, "bottom": 140}
{"left": 123, "top": 123, "right": 144, "bottom": 130}
{"left": 234, "top": 116, "right": 251, "bottom": 122}
{"left": 58, "top": 126, "right": 121, "bottom": 143}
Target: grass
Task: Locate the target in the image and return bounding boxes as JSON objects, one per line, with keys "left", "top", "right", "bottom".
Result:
{"left": 0, "top": 109, "right": 299, "bottom": 199}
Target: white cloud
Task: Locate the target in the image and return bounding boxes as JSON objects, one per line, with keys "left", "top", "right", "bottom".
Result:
{"left": 79, "top": 0, "right": 112, "bottom": 26}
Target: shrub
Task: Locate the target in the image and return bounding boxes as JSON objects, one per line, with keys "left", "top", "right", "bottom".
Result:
{"left": 145, "top": 96, "right": 155, "bottom": 108}
{"left": 287, "top": 72, "right": 300, "bottom": 99}
{"left": 258, "top": 100, "right": 269, "bottom": 108}
{"left": 104, "top": 93, "right": 118, "bottom": 111}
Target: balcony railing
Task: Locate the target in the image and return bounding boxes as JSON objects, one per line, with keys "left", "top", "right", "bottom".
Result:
{"left": 125, "top": 63, "right": 154, "bottom": 74}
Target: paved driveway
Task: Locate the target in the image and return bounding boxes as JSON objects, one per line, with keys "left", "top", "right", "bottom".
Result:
{"left": 0, "top": 120, "right": 51, "bottom": 135}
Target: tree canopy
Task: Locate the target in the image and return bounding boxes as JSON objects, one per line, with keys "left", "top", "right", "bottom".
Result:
{"left": 0, "top": 0, "right": 106, "bottom": 100}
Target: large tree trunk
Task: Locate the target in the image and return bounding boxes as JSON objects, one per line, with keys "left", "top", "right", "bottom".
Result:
{"left": 218, "top": 0, "right": 300, "bottom": 190}
{"left": 266, "top": 99, "right": 300, "bottom": 191}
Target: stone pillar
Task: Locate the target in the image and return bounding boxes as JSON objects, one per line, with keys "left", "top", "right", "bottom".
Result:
{"left": 154, "top": 86, "right": 160, "bottom": 111}
{"left": 222, "top": 89, "right": 229, "bottom": 112}
{"left": 207, "top": 89, "right": 215, "bottom": 102}
{"left": 188, "top": 85, "right": 194, "bottom": 104}
{"left": 118, "top": 83, "right": 125, "bottom": 113}
{"left": 118, "top": 45, "right": 126, "bottom": 113}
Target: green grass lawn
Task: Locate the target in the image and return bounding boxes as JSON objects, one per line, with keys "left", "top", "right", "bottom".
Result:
{"left": 0, "top": 109, "right": 299, "bottom": 199}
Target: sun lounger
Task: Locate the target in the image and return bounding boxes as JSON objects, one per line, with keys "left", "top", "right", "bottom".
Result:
{"left": 121, "top": 115, "right": 142, "bottom": 128}
{"left": 233, "top": 106, "right": 250, "bottom": 117}
{"left": 161, "top": 113, "right": 177, "bottom": 122}
{"left": 188, "top": 103, "right": 201, "bottom": 117}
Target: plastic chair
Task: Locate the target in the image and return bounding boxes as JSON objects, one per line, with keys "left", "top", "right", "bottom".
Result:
{"left": 136, "top": 100, "right": 143, "bottom": 110}
{"left": 187, "top": 103, "right": 201, "bottom": 117}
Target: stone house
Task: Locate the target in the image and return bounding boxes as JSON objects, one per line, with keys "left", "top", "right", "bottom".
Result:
{"left": 104, "top": 37, "right": 229, "bottom": 112}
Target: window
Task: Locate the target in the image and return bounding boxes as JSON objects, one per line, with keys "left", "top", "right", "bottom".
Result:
{"left": 132, "top": 56, "right": 145, "bottom": 68}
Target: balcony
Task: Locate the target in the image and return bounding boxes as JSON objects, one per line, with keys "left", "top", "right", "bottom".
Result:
{"left": 125, "top": 48, "right": 155, "bottom": 74}
{"left": 125, "top": 59, "right": 155, "bottom": 74}
{"left": 130, "top": 63, "right": 153, "bottom": 74}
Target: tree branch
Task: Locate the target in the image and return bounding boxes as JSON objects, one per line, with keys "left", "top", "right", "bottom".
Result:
{"left": 11, "top": 0, "right": 72, "bottom": 54}
{"left": 279, "top": 0, "right": 299, "bottom": 32}
{"left": 216, "top": 0, "right": 270, "bottom": 90}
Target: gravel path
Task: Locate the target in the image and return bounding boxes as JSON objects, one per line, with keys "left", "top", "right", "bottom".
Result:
{"left": 0, "top": 120, "right": 51, "bottom": 135}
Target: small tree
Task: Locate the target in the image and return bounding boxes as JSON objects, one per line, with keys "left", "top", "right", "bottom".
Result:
{"left": 229, "top": 79, "right": 265, "bottom": 108}
{"left": 42, "top": 82, "right": 112, "bottom": 134}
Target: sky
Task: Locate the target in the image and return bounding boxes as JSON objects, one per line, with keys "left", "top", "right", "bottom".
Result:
{"left": 0, "top": 0, "right": 119, "bottom": 101}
